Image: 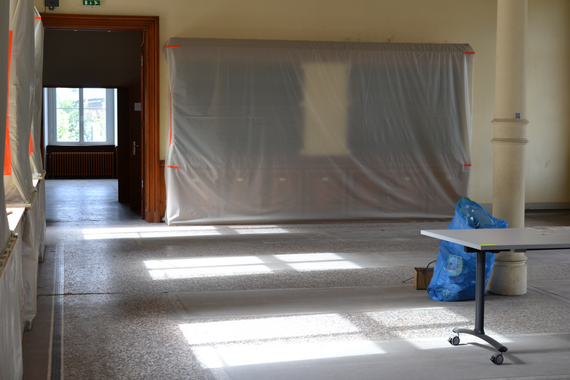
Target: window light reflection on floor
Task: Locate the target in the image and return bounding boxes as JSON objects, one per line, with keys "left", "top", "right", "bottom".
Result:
{"left": 362, "top": 308, "right": 503, "bottom": 347}
{"left": 147, "top": 265, "right": 273, "bottom": 280}
{"left": 274, "top": 253, "right": 346, "bottom": 262}
{"left": 193, "top": 340, "right": 385, "bottom": 368}
{"left": 180, "top": 314, "right": 385, "bottom": 368}
{"left": 145, "top": 256, "right": 265, "bottom": 269}
{"left": 184, "top": 308, "right": 486, "bottom": 368}
{"left": 180, "top": 314, "right": 359, "bottom": 344}
{"left": 81, "top": 225, "right": 291, "bottom": 240}
{"left": 143, "top": 253, "right": 362, "bottom": 280}
{"left": 231, "top": 226, "right": 291, "bottom": 234}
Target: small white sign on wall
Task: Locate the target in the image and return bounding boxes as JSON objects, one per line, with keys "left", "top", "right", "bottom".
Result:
{"left": 134, "top": 103, "right": 141, "bottom": 111}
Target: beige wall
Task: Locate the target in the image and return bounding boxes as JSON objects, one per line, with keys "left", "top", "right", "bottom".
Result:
{"left": 34, "top": 0, "right": 570, "bottom": 207}
{"left": 526, "top": 1, "right": 570, "bottom": 207}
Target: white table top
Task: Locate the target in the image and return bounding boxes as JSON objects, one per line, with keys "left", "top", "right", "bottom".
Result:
{"left": 421, "top": 227, "right": 570, "bottom": 251}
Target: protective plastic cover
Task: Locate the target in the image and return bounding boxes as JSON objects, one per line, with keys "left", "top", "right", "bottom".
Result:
{"left": 1, "top": 1, "right": 32, "bottom": 377}
{"left": 21, "top": 202, "right": 39, "bottom": 326}
{"left": 164, "top": 38, "right": 473, "bottom": 225}
{"left": 34, "top": 179, "right": 46, "bottom": 262}
{"left": 0, "top": 0, "right": 12, "bottom": 250}
{"left": 0, "top": 235, "right": 23, "bottom": 380}
{"left": 30, "top": 9, "right": 46, "bottom": 266}
{"left": 30, "top": 9, "right": 43, "bottom": 176}
{"left": 4, "top": 0, "right": 35, "bottom": 204}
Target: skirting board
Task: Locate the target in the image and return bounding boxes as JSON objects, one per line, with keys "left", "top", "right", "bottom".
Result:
{"left": 479, "top": 203, "right": 570, "bottom": 213}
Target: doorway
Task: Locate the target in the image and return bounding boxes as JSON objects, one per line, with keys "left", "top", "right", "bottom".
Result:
{"left": 41, "top": 14, "right": 161, "bottom": 222}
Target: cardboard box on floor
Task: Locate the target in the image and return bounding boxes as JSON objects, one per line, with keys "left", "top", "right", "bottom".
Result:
{"left": 414, "top": 267, "right": 433, "bottom": 290}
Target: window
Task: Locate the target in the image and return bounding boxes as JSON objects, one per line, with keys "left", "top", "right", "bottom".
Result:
{"left": 45, "top": 87, "right": 117, "bottom": 145}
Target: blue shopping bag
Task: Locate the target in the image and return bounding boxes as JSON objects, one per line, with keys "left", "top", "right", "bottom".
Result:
{"left": 427, "top": 197, "right": 508, "bottom": 302}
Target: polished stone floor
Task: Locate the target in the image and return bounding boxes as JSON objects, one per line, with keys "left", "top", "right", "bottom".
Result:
{"left": 21, "top": 179, "right": 570, "bottom": 379}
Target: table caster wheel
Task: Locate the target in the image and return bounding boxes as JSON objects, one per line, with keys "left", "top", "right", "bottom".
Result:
{"left": 490, "top": 353, "right": 504, "bottom": 365}
{"left": 448, "top": 335, "right": 460, "bottom": 346}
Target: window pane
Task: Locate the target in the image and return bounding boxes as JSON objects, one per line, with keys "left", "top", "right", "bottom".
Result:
{"left": 56, "top": 88, "right": 80, "bottom": 142}
{"left": 83, "top": 88, "right": 107, "bottom": 142}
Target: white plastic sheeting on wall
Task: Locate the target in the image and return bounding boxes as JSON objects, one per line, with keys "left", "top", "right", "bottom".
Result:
{"left": 0, "top": 235, "right": 23, "bottom": 380}
{"left": 1, "top": 0, "right": 23, "bottom": 378}
{"left": 19, "top": 179, "right": 45, "bottom": 330}
{"left": 34, "top": 178, "right": 46, "bottom": 262}
{"left": 30, "top": 9, "right": 43, "bottom": 176}
{"left": 30, "top": 10, "right": 46, "bottom": 271}
{"left": 1, "top": 5, "right": 46, "bottom": 372}
{"left": 5, "top": 1, "right": 45, "bottom": 330}
{"left": 164, "top": 39, "right": 473, "bottom": 225}
{"left": 4, "top": 0, "right": 35, "bottom": 203}
{"left": 0, "top": 0, "right": 12, "bottom": 250}
{"left": 21, "top": 203, "right": 38, "bottom": 328}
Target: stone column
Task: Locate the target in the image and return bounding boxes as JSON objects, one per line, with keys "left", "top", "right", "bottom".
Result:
{"left": 487, "top": 0, "right": 529, "bottom": 295}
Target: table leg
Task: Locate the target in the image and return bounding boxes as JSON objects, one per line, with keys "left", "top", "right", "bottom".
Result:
{"left": 450, "top": 250, "right": 508, "bottom": 362}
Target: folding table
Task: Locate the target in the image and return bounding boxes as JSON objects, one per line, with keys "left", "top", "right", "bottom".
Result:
{"left": 421, "top": 227, "right": 570, "bottom": 365}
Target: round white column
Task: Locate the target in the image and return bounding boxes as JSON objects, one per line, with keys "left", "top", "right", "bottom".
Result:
{"left": 487, "top": 0, "right": 529, "bottom": 296}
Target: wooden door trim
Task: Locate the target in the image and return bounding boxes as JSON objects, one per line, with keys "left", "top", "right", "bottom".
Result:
{"left": 41, "top": 13, "right": 161, "bottom": 222}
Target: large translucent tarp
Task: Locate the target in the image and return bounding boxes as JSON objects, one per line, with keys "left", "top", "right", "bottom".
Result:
{"left": 3, "top": 0, "right": 45, "bottom": 333}
{"left": 31, "top": 9, "right": 46, "bottom": 268}
{"left": 4, "top": 0, "right": 34, "bottom": 203}
{"left": 164, "top": 38, "right": 473, "bottom": 225}
{"left": 21, "top": 199, "right": 39, "bottom": 328}
{"left": 34, "top": 178, "right": 46, "bottom": 262}
{"left": 20, "top": 180, "right": 45, "bottom": 330}
{"left": 0, "top": 234, "right": 23, "bottom": 380}
{"left": 30, "top": 8, "right": 43, "bottom": 176}
{"left": 0, "top": 0, "right": 22, "bottom": 375}
{"left": 0, "top": 0, "right": 12, "bottom": 249}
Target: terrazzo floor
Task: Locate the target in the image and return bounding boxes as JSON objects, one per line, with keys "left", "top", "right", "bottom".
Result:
{"left": 21, "top": 179, "right": 570, "bottom": 379}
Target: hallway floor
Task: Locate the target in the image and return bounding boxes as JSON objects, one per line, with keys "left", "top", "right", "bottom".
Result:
{"left": 21, "top": 179, "right": 570, "bottom": 379}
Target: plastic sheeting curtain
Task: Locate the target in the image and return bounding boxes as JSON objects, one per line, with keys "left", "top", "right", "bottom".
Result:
{"left": 5, "top": 0, "right": 45, "bottom": 329}
{"left": 4, "top": 0, "right": 34, "bottom": 203}
{"left": 164, "top": 39, "right": 474, "bottom": 225}
{"left": 0, "top": 0, "right": 11, "bottom": 249}
{"left": 30, "top": 8, "right": 43, "bottom": 176}
{"left": 31, "top": 10, "right": 46, "bottom": 271}
{"left": 0, "top": 0, "right": 23, "bottom": 377}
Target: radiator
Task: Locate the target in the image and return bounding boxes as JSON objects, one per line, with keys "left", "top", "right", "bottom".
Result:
{"left": 50, "top": 152, "right": 115, "bottom": 178}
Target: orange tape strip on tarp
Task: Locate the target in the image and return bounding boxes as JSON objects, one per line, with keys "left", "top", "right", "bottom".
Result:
{"left": 4, "top": 31, "right": 13, "bottom": 176}
{"left": 29, "top": 131, "right": 33, "bottom": 156}
{"left": 167, "top": 165, "right": 181, "bottom": 169}
{"left": 169, "top": 92, "right": 172, "bottom": 147}
{"left": 165, "top": 45, "right": 180, "bottom": 49}
{"left": 464, "top": 52, "right": 475, "bottom": 55}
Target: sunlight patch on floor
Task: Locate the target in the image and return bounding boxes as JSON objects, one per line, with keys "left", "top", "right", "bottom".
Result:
{"left": 82, "top": 225, "right": 292, "bottom": 240}
{"left": 193, "top": 340, "right": 385, "bottom": 368}
{"left": 144, "top": 253, "right": 362, "bottom": 280}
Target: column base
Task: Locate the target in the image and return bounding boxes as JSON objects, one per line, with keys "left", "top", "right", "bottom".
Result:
{"left": 487, "top": 252, "right": 527, "bottom": 295}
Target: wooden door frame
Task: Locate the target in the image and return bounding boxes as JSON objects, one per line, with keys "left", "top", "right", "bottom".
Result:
{"left": 41, "top": 13, "right": 161, "bottom": 222}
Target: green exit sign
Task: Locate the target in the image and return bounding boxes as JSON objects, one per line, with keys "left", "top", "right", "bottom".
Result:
{"left": 83, "top": 0, "right": 100, "bottom": 5}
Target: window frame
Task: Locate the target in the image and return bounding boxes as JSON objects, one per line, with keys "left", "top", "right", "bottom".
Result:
{"left": 45, "top": 87, "right": 117, "bottom": 146}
